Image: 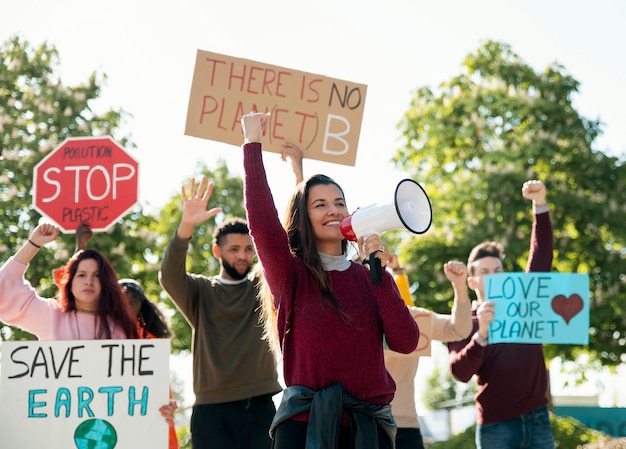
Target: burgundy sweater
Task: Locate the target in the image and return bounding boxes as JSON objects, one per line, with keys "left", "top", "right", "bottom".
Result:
{"left": 243, "top": 142, "right": 419, "bottom": 412}
{"left": 448, "top": 210, "right": 553, "bottom": 425}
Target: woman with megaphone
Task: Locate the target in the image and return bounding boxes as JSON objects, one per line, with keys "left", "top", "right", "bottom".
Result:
{"left": 240, "top": 112, "right": 419, "bottom": 449}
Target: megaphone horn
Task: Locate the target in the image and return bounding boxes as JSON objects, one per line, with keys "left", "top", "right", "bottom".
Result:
{"left": 340, "top": 178, "right": 432, "bottom": 242}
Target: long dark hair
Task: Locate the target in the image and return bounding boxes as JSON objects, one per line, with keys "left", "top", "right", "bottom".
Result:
{"left": 284, "top": 174, "right": 348, "bottom": 304}
{"left": 119, "top": 279, "right": 172, "bottom": 339}
{"left": 259, "top": 175, "right": 354, "bottom": 352}
{"left": 56, "top": 249, "right": 138, "bottom": 339}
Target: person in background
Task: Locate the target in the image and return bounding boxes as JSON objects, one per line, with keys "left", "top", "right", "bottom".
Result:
{"left": 447, "top": 180, "right": 555, "bottom": 449}
{"left": 119, "top": 278, "right": 173, "bottom": 339}
{"left": 159, "top": 182, "right": 281, "bottom": 449}
{"left": 119, "top": 277, "right": 179, "bottom": 449}
{"left": 386, "top": 254, "right": 472, "bottom": 449}
{"left": 241, "top": 111, "right": 419, "bottom": 449}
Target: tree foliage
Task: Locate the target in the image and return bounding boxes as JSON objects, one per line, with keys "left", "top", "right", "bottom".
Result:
{"left": 0, "top": 34, "right": 142, "bottom": 339}
{"left": 0, "top": 35, "right": 246, "bottom": 357}
{"left": 394, "top": 40, "right": 626, "bottom": 369}
{"left": 422, "top": 365, "right": 462, "bottom": 410}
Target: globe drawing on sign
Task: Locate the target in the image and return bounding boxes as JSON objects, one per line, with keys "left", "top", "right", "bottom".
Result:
{"left": 74, "top": 418, "right": 118, "bottom": 449}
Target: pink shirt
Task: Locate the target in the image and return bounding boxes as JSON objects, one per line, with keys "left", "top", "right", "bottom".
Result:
{"left": 0, "top": 257, "right": 127, "bottom": 340}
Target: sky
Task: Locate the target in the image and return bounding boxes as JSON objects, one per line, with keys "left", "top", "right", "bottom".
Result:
{"left": 2, "top": 0, "right": 625, "bottom": 218}
{"left": 2, "top": 0, "right": 626, "bottom": 412}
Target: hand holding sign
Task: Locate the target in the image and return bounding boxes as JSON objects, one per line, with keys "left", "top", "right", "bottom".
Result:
{"left": 476, "top": 300, "right": 496, "bottom": 343}
{"left": 241, "top": 111, "right": 270, "bottom": 143}
{"left": 186, "top": 50, "right": 367, "bottom": 166}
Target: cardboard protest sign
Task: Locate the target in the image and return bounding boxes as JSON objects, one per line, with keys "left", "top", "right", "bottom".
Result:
{"left": 185, "top": 50, "right": 367, "bottom": 166}
{"left": 485, "top": 272, "right": 590, "bottom": 344}
{"left": 0, "top": 339, "right": 170, "bottom": 448}
{"left": 384, "top": 309, "right": 432, "bottom": 357}
{"left": 413, "top": 310, "right": 433, "bottom": 357}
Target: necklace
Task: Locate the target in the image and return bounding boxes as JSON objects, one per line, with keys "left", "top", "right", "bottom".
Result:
{"left": 74, "top": 310, "right": 97, "bottom": 340}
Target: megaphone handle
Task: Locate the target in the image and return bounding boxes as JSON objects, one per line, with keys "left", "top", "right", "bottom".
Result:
{"left": 369, "top": 252, "right": 383, "bottom": 285}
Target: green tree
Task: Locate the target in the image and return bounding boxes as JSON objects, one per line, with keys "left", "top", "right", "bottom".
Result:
{"left": 394, "top": 41, "right": 626, "bottom": 371}
{"left": 1, "top": 35, "right": 251, "bottom": 362}
{"left": 422, "top": 365, "right": 460, "bottom": 410}
{"left": 0, "top": 35, "right": 254, "bottom": 433}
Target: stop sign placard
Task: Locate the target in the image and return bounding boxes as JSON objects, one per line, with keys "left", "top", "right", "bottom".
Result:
{"left": 33, "top": 136, "right": 139, "bottom": 233}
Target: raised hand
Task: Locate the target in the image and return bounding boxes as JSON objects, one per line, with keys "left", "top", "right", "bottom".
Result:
{"left": 522, "top": 180, "right": 546, "bottom": 207}
{"left": 443, "top": 260, "right": 468, "bottom": 285}
{"left": 15, "top": 223, "right": 59, "bottom": 264}
{"left": 281, "top": 141, "right": 304, "bottom": 185}
{"left": 241, "top": 111, "right": 270, "bottom": 143}
{"left": 30, "top": 223, "right": 60, "bottom": 247}
{"left": 75, "top": 221, "right": 93, "bottom": 251}
{"left": 177, "top": 176, "right": 223, "bottom": 239}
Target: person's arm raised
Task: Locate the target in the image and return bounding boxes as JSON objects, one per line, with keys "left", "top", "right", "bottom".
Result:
{"left": 281, "top": 141, "right": 304, "bottom": 185}
{"left": 75, "top": 221, "right": 93, "bottom": 252}
{"left": 176, "top": 176, "right": 223, "bottom": 240}
{"left": 14, "top": 223, "right": 59, "bottom": 265}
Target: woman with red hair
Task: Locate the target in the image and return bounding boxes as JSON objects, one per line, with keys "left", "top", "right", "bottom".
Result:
{"left": 0, "top": 223, "right": 138, "bottom": 340}
{"left": 0, "top": 222, "right": 177, "bottom": 438}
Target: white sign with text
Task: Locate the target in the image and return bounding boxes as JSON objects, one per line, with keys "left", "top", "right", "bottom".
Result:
{"left": 0, "top": 339, "right": 170, "bottom": 449}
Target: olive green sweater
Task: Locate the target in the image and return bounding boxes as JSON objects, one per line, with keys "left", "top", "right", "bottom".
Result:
{"left": 159, "top": 233, "right": 281, "bottom": 405}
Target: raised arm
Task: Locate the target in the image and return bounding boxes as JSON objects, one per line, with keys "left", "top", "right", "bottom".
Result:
{"left": 281, "top": 141, "right": 304, "bottom": 185}
{"left": 14, "top": 223, "right": 59, "bottom": 265}
{"left": 176, "top": 176, "right": 223, "bottom": 239}
{"left": 159, "top": 176, "right": 222, "bottom": 318}
{"left": 0, "top": 223, "right": 60, "bottom": 335}
{"left": 241, "top": 112, "right": 297, "bottom": 290}
{"left": 522, "top": 180, "right": 553, "bottom": 272}
{"left": 75, "top": 221, "right": 93, "bottom": 252}
{"left": 434, "top": 261, "right": 472, "bottom": 341}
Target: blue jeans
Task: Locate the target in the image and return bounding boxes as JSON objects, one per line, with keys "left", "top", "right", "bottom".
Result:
{"left": 476, "top": 405, "right": 554, "bottom": 449}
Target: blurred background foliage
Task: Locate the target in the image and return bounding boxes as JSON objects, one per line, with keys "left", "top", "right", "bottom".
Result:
{"left": 1, "top": 36, "right": 625, "bottom": 406}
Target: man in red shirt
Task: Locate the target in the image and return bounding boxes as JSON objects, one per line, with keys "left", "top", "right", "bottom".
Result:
{"left": 448, "top": 180, "right": 555, "bottom": 449}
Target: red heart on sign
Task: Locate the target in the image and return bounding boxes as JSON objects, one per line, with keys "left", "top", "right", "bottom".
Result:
{"left": 551, "top": 294, "right": 583, "bottom": 324}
